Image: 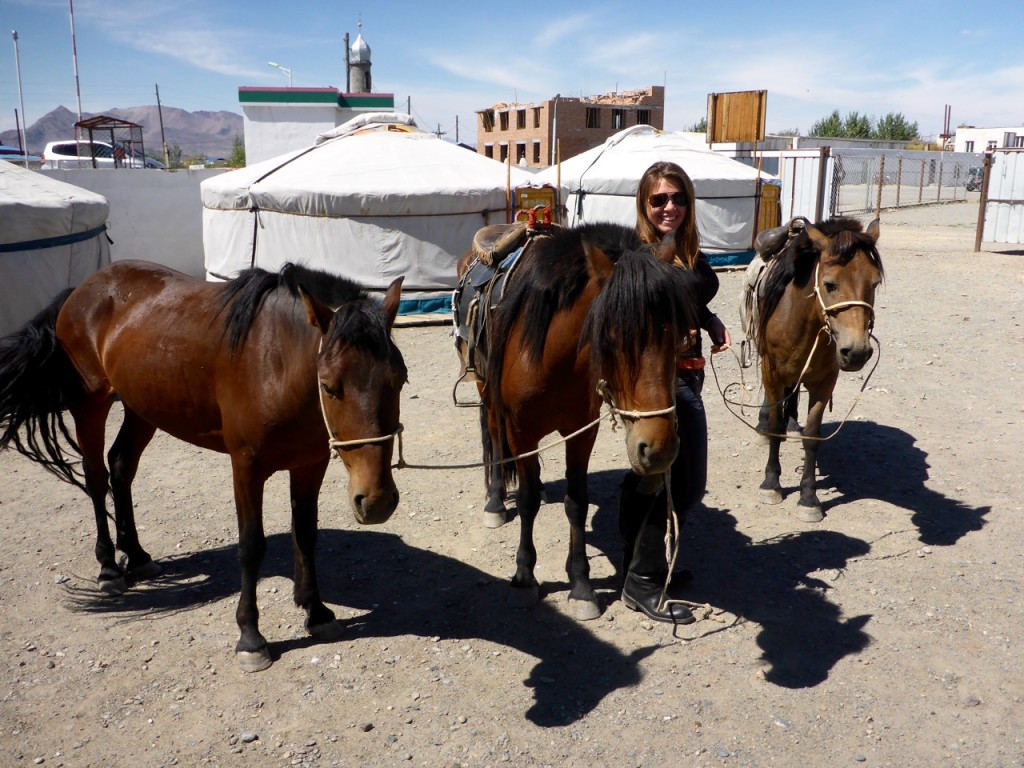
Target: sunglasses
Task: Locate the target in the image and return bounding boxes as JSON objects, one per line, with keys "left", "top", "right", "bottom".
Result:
{"left": 647, "top": 191, "right": 689, "bottom": 208}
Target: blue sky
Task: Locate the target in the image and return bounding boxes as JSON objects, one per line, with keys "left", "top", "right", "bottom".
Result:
{"left": 2, "top": 0, "right": 1021, "bottom": 143}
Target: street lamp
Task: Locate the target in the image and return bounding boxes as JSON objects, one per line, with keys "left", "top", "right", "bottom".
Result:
{"left": 267, "top": 61, "right": 292, "bottom": 87}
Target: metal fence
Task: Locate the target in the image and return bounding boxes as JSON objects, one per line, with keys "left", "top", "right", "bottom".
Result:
{"left": 830, "top": 149, "right": 981, "bottom": 215}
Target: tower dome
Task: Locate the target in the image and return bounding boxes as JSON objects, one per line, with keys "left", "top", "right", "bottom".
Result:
{"left": 350, "top": 32, "right": 371, "bottom": 64}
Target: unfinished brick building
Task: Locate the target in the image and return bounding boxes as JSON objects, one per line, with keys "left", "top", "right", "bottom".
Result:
{"left": 476, "top": 86, "right": 664, "bottom": 168}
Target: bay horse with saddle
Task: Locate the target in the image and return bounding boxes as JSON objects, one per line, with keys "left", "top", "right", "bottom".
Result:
{"left": 0, "top": 261, "right": 407, "bottom": 671}
{"left": 740, "top": 216, "right": 883, "bottom": 522}
{"left": 454, "top": 216, "right": 699, "bottom": 620}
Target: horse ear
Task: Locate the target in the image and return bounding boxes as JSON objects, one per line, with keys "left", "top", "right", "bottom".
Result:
{"left": 381, "top": 276, "right": 404, "bottom": 330}
{"left": 865, "top": 218, "right": 880, "bottom": 243}
{"left": 804, "top": 223, "right": 831, "bottom": 252}
{"left": 298, "top": 286, "right": 335, "bottom": 334}
{"left": 655, "top": 232, "right": 677, "bottom": 264}
{"left": 582, "top": 241, "right": 614, "bottom": 285}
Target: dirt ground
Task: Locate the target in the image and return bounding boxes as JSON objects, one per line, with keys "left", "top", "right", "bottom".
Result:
{"left": 2, "top": 201, "right": 1022, "bottom": 768}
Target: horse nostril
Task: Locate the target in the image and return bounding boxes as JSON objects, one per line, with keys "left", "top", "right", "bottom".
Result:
{"left": 353, "top": 494, "right": 365, "bottom": 512}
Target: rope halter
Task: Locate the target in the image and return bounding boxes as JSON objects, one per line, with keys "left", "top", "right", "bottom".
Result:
{"left": 596, "top": 379, "right": 676, "bottom": 431}
{"left": 315, "top": 338, "right": 404, "bottom": 462}
{"left": 812, "top": 260, "right": 876, "bottom": 339}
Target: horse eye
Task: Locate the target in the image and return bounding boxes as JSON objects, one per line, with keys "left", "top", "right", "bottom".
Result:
{"left": 320, "top": 382, "right": 340, "bottom": 399}
{"left": 824, "top": 281, "right": 838, "bottom": 293}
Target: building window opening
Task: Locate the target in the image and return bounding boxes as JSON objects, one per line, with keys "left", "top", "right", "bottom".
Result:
{"left": 499, "top": 111, "right": 509, "bottom": 131}
{"left": 481, "top": 111, "right": 494, "bottom": 132}
{"left": 612, "top": 109, "right": 625, "bottom": 130}
{"left": 517, "top": 109, "right": 526, "bottom": 129}
{"left": 586, "top": 108, "right": 601, "bottom": 129}
{"left": 533, "top": 108, "right": 541, "bottom": 128}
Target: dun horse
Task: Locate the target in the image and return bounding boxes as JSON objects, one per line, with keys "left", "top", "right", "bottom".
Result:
{"left": 460, "top": 222, "right": 698, "bottom": 620}
{"left": 0, "top": 261, "right": 407, "bottom": 671}
{"left": 741, "top": 217, "right": 883, "bottom": 522}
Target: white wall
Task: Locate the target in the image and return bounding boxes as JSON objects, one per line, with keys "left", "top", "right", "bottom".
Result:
{"left": 242, "top": 105, "right": 340, "bottom": 164}
{"left": 37, "top": 167, "right": 228, "bottom": 277}
{"left": 954, "top": 126, "right": 1024, "bottom": 154}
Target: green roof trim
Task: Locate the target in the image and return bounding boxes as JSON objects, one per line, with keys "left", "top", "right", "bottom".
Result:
{"left": 238, "top": 88, "right": 396, "bottom": 109}
{"left": 337, "top": 94, "right": 395, "bottom": 109}
{"left": 238, "top": 88, "right": 340, "bottom": 105}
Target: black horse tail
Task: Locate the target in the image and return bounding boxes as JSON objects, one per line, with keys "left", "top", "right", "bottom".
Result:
{"left": 0, "top": 290, "right": 87, "bottom": 491}
{"left": 479, "top": 403, "right": 516, "bottom": 500}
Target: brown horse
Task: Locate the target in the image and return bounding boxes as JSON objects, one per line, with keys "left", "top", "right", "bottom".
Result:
{"left": 0, "top": 260, "right": 407, "bottom": 671}
{"left": 464, "top": 222, "right": 699, "bottom": 620}
{"left": 743, "top": 217, "right": 883, "bottom": 522}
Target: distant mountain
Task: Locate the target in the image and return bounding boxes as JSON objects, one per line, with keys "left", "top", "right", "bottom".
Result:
{"left": 1, "top": 105, "right": 243, "bottom": 159}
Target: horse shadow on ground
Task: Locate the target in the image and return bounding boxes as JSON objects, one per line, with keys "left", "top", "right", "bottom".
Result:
{"left": 63, "top": 523, "right": 656, "bottom": 727}
{"left": 813, "top": 420, "right": 990, "bottom": 546}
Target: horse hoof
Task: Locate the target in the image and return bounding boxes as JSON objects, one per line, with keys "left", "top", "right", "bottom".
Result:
{"left": 758, "top": 489, "right": 783, "bottom": 505}
{"left": 97, "top": 575, "right": 128, "bottom": 596}
{"left": 796, "top": 505, "right": 824, "bottom": 523}
{"left": 237, "top": 649, "right": 273, "bottom": 673}
{"left": 508, "top": 584, "right": 539, "bottom": 608}
{"left": 569, "top": 598, "right": 601, "bottom": 621}
{"left": 483, "top": 511, "right": 509, "bottom": 529}
{"left": 129, "top": 560, "right": 163, "bottom": 581}
{"left": 308, "top": 619, "right": 345, "bottom": 642}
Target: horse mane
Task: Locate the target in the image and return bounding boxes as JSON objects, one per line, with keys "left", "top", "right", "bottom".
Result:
{"left": 216, "top": 263, "right": 368, "bottom": 355}
{"left": 582, "top": 244, "right": 698, "bottom": 393}
{"left": 486, "top": 221, "right": 697, "bottom": 399}
{"left": 755, "top": 217, "right": 884, "bottom": 354}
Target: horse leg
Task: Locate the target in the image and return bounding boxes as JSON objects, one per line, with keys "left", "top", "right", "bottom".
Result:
{"left": 563, "top": 430, "right": 599, "bottom": 621}
{"left": 107, "top": 408, "right": 162, "bottom": 583}
{"left": 480, "top": 403, "right": 509, "bottom": 527}
{"left": 289, "top": 461, "right": 343, "bottom": 642}
{"left": 758, "top": 391, "right": 785, "bottom": 506}
{"left": 509, "top": 453, "right": 543, "bottom": 608}
{"left": 784, "top": 385, "right": 802, "bottom": 434}
{"left": 795, "top": 380, "right": 835, "bottom": 523}
{"left": 230, "top": 457, "right": 272, "bottom": 672}
{"left": 69, "top": 398, "right": 126, "bottom": 594}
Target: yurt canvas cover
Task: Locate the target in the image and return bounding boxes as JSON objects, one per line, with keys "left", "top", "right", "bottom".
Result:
{"left": 536, "top": 126, "right": 773, "bottom": 266}
{"left": 202, "top": 114, "right": 532, "bottom": 313}
{"left": 0, "top": 161, "right": 110, "bottom": 336}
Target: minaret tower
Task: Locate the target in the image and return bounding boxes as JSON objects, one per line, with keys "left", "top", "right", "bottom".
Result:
{"left": 349, "top": 19, "right": 372, "bottom": 94}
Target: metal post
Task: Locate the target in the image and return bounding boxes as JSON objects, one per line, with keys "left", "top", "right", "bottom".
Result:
{"left": 550, "top": 94, "right": 559, "bottom": 166}
{"left": 11, "top": 31, "right": 28, "bottom": 167}
{"left": 69, "top": 0, "right": 83, "bottom": 126}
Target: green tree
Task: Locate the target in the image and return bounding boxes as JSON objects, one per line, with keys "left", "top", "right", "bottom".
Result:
{"left": 874, "top": 112, "right": 919, "bottom": 141}
{"left": 687, "top": 117, "right": 708, "bottom": 133}
{"left": 842, "top": 111, "right": 873, "bottom": 139}
{"left": 228, "top": 135, "right": 246, "bottom": 167}
{"left": 809, "top": 110, "right": 843, "bottom": 137}
{"left": 167, "top": 144, "right": 183, "bottom": 169}
{"left": 774, "top": 128, "right": 800, "bottom": 137}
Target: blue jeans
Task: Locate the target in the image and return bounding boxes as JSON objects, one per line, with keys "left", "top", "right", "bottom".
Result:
{"left": 619, "top": 370, "right": 707, "bottom": 577}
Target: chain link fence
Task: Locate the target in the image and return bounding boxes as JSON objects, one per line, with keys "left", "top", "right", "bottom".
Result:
{"left": 830, "top": 149, "right": 981, "bottom": 215}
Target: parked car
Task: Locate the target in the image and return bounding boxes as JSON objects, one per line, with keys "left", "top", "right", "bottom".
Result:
{"left": 965, "top": 166, "right": 983, "bottom": 192}
{"left": 0, "top": 143, "right": 42, "bottom": 166}
{"left": 40, "top": 139, "right": 164, "bottom": 170}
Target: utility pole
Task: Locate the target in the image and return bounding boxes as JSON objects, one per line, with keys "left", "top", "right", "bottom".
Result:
{"left": 155, "top": 84, "right": 169, "bottom": 168}
{"left": 11, "top": 31, "right": 28, "bottom": 167}
{"left": 455, "top": 115, "right": 459, "bottom": 144}
{"left": 69, "top": 0, "right": 83, "bottom": 138}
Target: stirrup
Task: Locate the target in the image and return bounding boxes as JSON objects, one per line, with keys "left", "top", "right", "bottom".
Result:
{"left": 740, "top": 339, "right": 753, "bottom": 369}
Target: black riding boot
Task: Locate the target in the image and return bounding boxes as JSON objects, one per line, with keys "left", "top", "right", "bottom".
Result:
{"left": 620, "top": 487, "right": 694, "bottom": 625}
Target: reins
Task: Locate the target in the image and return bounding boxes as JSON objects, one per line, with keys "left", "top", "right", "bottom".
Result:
{"left": 389, "top": 379, "right": 675, "bottom": 471}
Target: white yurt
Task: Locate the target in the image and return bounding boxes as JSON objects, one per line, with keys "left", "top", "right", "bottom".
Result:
{"left": 536, "top": 125, "right": 774, "bottom": 265}
{"left": 201, "top": 114, "right": 533, "bottom": 313}
{"left": 0, "top": 161, "right": 110, "bottom": 336}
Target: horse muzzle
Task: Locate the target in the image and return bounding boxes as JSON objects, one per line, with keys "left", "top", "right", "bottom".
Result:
{"left": 350, "top": 484, "right": 400, "bottom": 524}
{"left": 837, "top": 341, "right": 874, "bottom": 372}
{"left": 624, "top": 423, "right": 679, "bottom": 476}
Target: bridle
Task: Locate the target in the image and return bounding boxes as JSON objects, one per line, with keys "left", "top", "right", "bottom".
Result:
{"left": 315, "top": 337, "right": 403, "bottom": 459}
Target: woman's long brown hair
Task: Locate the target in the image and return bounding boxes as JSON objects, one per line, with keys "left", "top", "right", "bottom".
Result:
{"left": 635, "top": 161, "right": 700, "bottom": 270}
